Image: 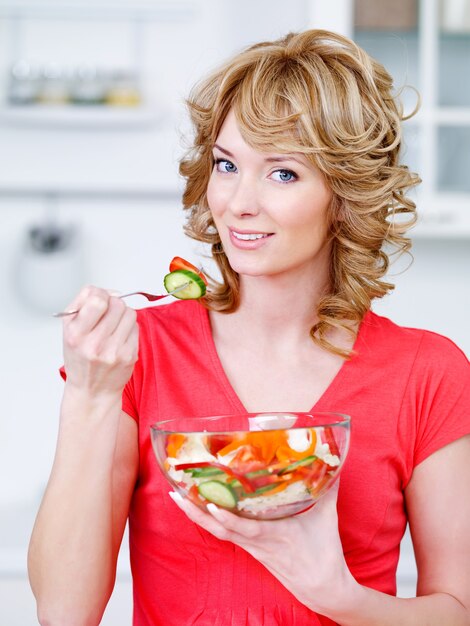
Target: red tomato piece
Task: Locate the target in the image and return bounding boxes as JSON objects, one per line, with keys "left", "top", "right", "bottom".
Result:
{"left": 323, "top": 427, "right": 340, "bottom": 458}
{"left": 169, "top": 256, "right": 208, "bottom": 285}
{"left": 208, "top": 434, "right": 236, "bottom": 456}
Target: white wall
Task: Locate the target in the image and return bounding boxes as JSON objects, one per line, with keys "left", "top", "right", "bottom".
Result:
{"left": 372, "top": 238, "right": 470, "bottom": 353}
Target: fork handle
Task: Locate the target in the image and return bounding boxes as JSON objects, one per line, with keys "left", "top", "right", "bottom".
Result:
{"left": 52, "top": 292, "right": 170, "bottom": 318}
{"left": 52, "top": 284, "right": 188, "bottom": 318}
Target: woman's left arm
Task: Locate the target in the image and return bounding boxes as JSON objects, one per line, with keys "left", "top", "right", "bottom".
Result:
{"left": 333, "top": 433, "right": 470, "bottom": 625}
{"left": 170, "top": 434, "right": 470, "bottom": 626}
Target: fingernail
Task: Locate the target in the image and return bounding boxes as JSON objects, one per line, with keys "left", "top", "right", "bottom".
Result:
{"left": 207, "top": 503, "right": 223, "bottom": 519}
{"left": 108, "top": 289, "right": 122, "bottom": 297}
{"left": 169, "top": 490, "right": 183, "bottom": 503}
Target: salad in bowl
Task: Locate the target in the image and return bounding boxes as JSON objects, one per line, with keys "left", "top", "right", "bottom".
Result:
{"left": 151, "top": 412, "right": 350, "bottom": 520}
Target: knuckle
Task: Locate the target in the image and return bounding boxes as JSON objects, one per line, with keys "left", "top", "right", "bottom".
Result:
{"left": 87, "top": 294, "right": 108, "bottom": 312}
{"left": 86, "top": 345, "right": 102, "bottom": 363}
{"left": 98, "top": 345, "right": 119, "bottom": 365}
{"left": 215, "top": 527, "right": 231, "bottom": 542}
{"left": 64, "top": 331, "right": 79, "bottom": 350}
{"left": 80, "top": 284, "right": 94, "bottom": 298}
{"left": 80, "top": 284, "right": 104, "bottom": 301}
{"left": 109, "top": 295, "right": 126, "bottom": 312}
{"left": 64, "top": 325, "right": 86, "bottom": 348}
{"left": 246, "top": 524, "right": 261, "bottom": 540}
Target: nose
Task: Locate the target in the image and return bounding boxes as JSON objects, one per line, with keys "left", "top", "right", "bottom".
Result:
{"left": 227, "top": 175, "right": 261, "bottom": 218}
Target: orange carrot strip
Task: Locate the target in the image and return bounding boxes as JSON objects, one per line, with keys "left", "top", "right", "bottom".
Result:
{"left": 166, "top": 434, "right": 187, "bottom": 458}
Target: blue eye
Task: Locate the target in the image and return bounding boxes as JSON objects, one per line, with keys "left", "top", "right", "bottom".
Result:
{"left": 214, "top": 158, "right": 237, "bottom": 173}
{"left": 272, "top": 169, "right": 297, "bottom": 183}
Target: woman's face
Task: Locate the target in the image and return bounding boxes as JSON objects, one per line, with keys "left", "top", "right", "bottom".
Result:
{"left": 207, "top": 110, "right": 333, "bottom": 281}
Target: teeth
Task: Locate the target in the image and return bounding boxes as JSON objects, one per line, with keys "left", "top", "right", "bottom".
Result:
{"left": 232, "top": 231, "right": 268, "bottom": 241}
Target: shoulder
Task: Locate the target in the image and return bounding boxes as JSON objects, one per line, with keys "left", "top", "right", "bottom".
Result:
{"left": 133, "top": 300, "right": 210, "bottom": 362}
{"left": 135, "top": 299, "right": 206, "bottom": 333}
{"left": 362, "top": 313, "right": 469, "bottom": 472}
{"left": 363, "top": 310, "right": 469, "bottom": 371}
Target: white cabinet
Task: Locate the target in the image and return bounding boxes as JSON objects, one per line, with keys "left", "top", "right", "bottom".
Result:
{"left": 0, "top": 0, "right": 197, "bottom": 197}
{"left": 350, "top": 0, "right": 470, "bottom": 237}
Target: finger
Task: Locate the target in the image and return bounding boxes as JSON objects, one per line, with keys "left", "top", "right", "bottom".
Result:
{"left": 102, "top": 307, "right": 139, "bottom": 365}
{"left": 93, "top": 296, "right": 128, "bottom": 338}
{"left": 110, "top": 305, "right": 137, "bottom": 346}
{"left": 76, "top": 292, "right": 127, "bottom": 352}
{"left": 63, "top": 284, "right": 92, "bottom": 313}
{"left": 64, "top": 286, "right": 119, "bottom": 312}
{"left": 65, "top": 286, "right": 111, "bottom": 334}
{"left": 169, "top": 491, "right": 265, "bottom": 542}
{"left": 319, "top": 478, "right": 340, "bottom": 507}
{"left": 168, "top": 492, "right": 238, "bottom": 543}
{"left": 206, "top": 503, "right": 264, "bottom": 540}
{"left": 310, "top": 480, "right": 340, "bottom": 517}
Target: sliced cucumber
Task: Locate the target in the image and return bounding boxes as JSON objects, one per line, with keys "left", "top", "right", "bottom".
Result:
{"left": 190, "top": 467, "right": 225, "bottom": 478}
{"left": 246, "top": 469, "right": 271, "bottom": 478}
{"left": 278, "top": 455, "right": 318, "bottom": 475}
{"left": 198, "top": 480, "right": 238, "bottom": 508}
{"left": 164, "top": 269, "right": 206, "bottom": 300}
{"left": 250, "top": 482, "right": 281, "bottom": 496}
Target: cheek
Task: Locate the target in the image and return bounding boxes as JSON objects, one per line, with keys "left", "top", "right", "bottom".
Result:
{"left": 206, "top": 177, "right": 223, "bottom": 216}
{"left": 280, "top": 198, "right": 330, "bottom": 234}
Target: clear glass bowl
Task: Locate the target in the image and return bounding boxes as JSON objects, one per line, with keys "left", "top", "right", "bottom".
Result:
{"left": 150, "top": 412, "right": 350, "bottom": 520}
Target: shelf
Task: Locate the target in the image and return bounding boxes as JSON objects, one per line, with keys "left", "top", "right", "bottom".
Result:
{"left": 0, "top": 0, "right": 197, "bottom": 21}
{"left": 0, "top": 104, "right": 165, "bottom": 129}
{"left": 0, "top": 184, "right": 182, "bottom": 199}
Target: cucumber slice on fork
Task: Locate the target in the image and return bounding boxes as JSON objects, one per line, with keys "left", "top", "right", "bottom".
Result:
{"left": 164, "top": 269, "right": 206, "bottom": 300}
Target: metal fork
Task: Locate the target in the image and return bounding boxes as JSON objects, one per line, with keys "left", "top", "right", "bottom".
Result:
{"left": 52, "top": 283, "right": 190, "bottom": 318}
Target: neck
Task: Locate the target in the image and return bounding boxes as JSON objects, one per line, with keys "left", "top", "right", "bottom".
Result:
{"left": 224, "top": 259, "right": 331, "bottom": 342}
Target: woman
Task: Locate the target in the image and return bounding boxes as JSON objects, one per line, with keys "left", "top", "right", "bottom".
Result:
{"left": 28, "top": 30, "right": 470, "bottom": 626}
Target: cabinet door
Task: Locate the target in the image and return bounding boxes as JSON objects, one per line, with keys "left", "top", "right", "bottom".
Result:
{"left": 437, "top": 6, "right": 470, "bottom": 195}
{"left": 351, "top": 0, "right": 470, "bottom": 236}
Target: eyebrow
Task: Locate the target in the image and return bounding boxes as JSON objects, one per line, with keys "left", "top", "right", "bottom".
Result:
{"left": 213, "top": 143, "right": 306, "bottom": 166}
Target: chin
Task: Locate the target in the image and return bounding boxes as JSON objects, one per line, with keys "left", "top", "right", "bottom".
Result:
{"left": 224, "top": 254, "right": 269, "bottom": 277}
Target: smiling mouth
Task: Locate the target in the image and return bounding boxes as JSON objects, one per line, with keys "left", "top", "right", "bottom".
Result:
{"left": 231, "top": 230, "right": 272, "bottom": 241}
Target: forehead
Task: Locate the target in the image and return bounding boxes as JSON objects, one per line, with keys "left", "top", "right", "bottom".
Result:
{"left": 215, "top": 109, "right": 242, "bottom": 140}
{"left": 214, "top": 110, "right": 313, "bottom": 168}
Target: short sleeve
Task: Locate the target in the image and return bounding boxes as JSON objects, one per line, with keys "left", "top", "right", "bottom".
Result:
{"left": 122, "top": 372, "right": 138, "bottom": 421}
{"left": 122, "top": 308, "right": 148, "bottom": 422}
{"left": 412, "top": 332, "right": 470, "bottom": 469}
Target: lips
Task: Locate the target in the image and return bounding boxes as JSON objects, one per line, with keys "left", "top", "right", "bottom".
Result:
{"left": 228, "top": 227, "right": 274, "bottom": 249}
{"left": 232, "top": 231, "right": 269, "bottom": 241}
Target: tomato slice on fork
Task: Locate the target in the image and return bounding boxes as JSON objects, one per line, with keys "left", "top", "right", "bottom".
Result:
{"left": 169, "top": 256, "right": 208, "bottom": 285}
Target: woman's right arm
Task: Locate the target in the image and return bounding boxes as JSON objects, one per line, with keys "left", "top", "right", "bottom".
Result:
{"left": 28, "top": 287, "right": 140, "bottom": 626}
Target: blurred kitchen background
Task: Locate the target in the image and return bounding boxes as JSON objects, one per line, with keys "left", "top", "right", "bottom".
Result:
{"left": 0, "top": 0, "right": 469, "bottom": 623}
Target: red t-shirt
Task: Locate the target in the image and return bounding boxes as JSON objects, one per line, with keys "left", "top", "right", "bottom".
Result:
{"left": 120, "top": 300, "right": 469, "bottom": 626}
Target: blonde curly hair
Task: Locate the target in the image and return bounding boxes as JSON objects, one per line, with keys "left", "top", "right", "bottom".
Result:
{"left": 179, "top": 29, "right": 420, "bottom": 358}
